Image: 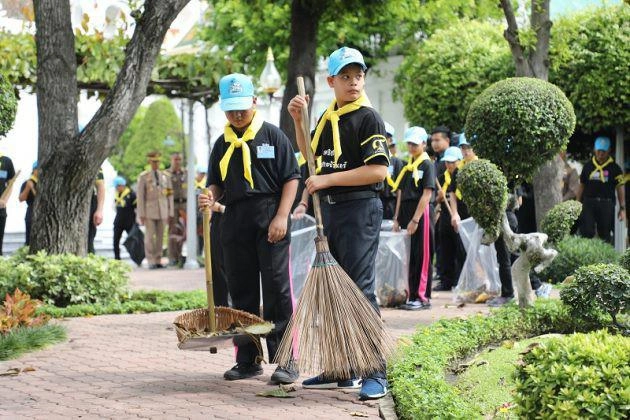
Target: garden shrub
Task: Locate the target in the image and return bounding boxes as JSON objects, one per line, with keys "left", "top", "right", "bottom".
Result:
{"left": 0, "top": 289, "right": 49, "bottom": 334}
{"left": 620, "top": 248, "right": 630, "bottom": 272}
{"left": 457, "top": 159, "right": 507, "bottom": 243}
{"left": 464, "top": 77, "right": 575, "bottom": 183}
{"left": 560, "top": 263, "right": 629, "bottom": 330}
{"left": 0, "top": 73, "right": 17, "bottom": 136}
{"left": 540, "top": 200, "right": 582, "bottom": 244}
{"left": 0, "top": 249, "right": 130, "bottom": 307}
{"left": 390, "top": 300, "right": 588, "bottom": 419}
{"left": 514, "top": 330, "right": 630, "bottom": 419}
{"left": 539, "top": 236, "right": 619, "bottom": 284}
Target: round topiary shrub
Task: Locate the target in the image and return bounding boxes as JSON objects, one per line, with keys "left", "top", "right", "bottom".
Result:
{"left": 0, "top": 74, "right": 17, "bottom": 137}
{"left": 514, "top": 330, "right": 630, "bottom": 419}
{"left": 457, "top": 159, "right": 507, "bottom": 243}
{"left": 539, "top": 236, "right": 619, "bottom": 284}
{"left": 560, "top": 263, "right": 629, "bottom": 329}
{"left": 464, "top": 77, "right": 576, "bottom": 182}
{"left": 540, "top": 200, "right": 582, "bottom": 244}
{"left": 620, "top": 248, "right": 630, "bottom": 272}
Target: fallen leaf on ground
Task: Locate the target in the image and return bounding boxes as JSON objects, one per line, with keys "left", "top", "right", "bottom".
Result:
{"left": 0, "top": 368, "right": 21, "bottom": 376}
{"left": 279, "top": 384, "right": 297, "bottom": 392}
{"left": 350, "top": 412, "right": 369, "bottom": 417}
{"left": 256, "top": 388, "right": 296, "bottom": 398}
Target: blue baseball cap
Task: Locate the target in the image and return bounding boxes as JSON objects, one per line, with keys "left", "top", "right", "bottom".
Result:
{"left": 113, "top": 176, "right": 126, "bottom": 187}
{"left": 458, "top": 132, "right": 470, "bottom": 147}
{"left": 328, "top": 47, "right": 367, "bottom": 76}
{"left": 219, "top": 73, "right": 255, "bottom": 111}
{"left": 384, "top": 121, "right": 395, "bottom": 138}
{"left": 196, "top": 164, "right": 207, "bottom": 174}
{"left": 594, "top": 136, "right": 611, "bottom": 151}
{"left": 404, "top": 126, "right": 428, "bottom": 145}
{"left": 442, "top": 146, "right": 463, "bottom": 162}
{"left": 32, "top": 160, "right": 38, "bottom": 169}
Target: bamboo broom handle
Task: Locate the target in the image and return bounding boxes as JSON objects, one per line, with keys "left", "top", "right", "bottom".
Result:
{"left": 435, "top": 178, "right": 454, "bottom": 218}
{"left": 202, "top": 188, "right": 216, "bottom": 332}
{"left": 296, "top": 76, "right": 325, "bottom": 237}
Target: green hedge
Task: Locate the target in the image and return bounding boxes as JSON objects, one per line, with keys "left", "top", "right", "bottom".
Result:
{"left": 514, "top": 330, "right": 630, "bottom": 419}
{"left": 0, "top": 249, "right": 130, "bottom": 307}
{"left": 620, "top": 248, "right": 630, "bottom": 272}
{"left": 539, "top": 236, "right": 619, "bottom": 284}
{"left": 389, "top": 300, "right": 588, "bottom": 419}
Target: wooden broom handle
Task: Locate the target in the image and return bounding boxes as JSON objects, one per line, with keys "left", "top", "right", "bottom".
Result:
{"left": 435, "top": 178, "right": 453, "bottom": 218}
{"left": 202, "top": 188, "right": 216, "bottom": 332}
{"left": 296, "top": 76, "right": 325, "bottom": 237}
{"left": 0, "top": 169, "right": 21, "bottom": 202}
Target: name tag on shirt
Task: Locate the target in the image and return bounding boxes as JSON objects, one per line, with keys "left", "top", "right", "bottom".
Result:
{"left": 0, "top": 170, "right": 7, "bottom": 180}
{"left": 413, "top": 169, "right": 423, "bottom": 182}
{"left": 257, "top": 144, "right": 275, "bottom": 159}
{"left": 387, "top": 165, "right": 394, "bottom": 176}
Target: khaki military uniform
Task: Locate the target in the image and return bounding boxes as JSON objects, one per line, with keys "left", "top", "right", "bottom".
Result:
{"left": 137, "top": 169, "right": 173, "bottom": 266}
{"left": 166, "top": 168, "right": 187, "bottom": 265}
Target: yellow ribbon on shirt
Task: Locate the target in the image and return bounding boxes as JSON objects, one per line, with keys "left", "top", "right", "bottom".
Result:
{"left": 114, "top": 187, "right": 131, "bottom": 207}
{"left": 389, "top": 152, "right": 430, "bottom": 192}
{"left": 309, "top": 94, "right": 372, "bottom": 164}
{"left": 219, "top": 111, "right": 264, "bottom": 189}
{"left": 589, "top": 156, "right": 613, "bottom": 182}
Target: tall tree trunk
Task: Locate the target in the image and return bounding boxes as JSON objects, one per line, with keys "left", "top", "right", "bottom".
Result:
{"left": 279, "top": 0, "right": 321, "bottom": 147}
{"left": 31, "top": 0, "right": 190, "bottom": 255}
{"left": 501, "top": 0, "right": 559, "bottom": 225}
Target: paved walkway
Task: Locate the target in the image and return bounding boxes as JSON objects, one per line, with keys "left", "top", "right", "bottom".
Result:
{"left": 1, "top": 267, "right": 489, "bottom": 419}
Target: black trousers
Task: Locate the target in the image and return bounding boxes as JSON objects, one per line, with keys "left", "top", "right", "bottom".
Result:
{"left": 580, "top": 197, "right": 614, "bottom": 244}
{"left": 88, "top": 195, "right": 97, "bottom": 254}
{"left": 210, "top": 212, "right": 229, "bottom": 307}
{"left": 221, "top": 196, "right": 293, "bottom": 364}
{"left": 113, "top": 218, "right": 135, "bottom": 260}
{"left": 399, "top": 200, "right": 434, "bottom": 302}
{"left": 0, "top": 208, "right": 6, "bottom": 255}
{"left": 437, "top": 212, "right": 466, "bottom": 289}
{"left": 380, "top": 196, "right": 396, "bottom": 220}
{"left": 321, "top": 196, "right": 382, "bottom": 313}
{"left": 24, "top": 208, "right": 32, "bottom": 246}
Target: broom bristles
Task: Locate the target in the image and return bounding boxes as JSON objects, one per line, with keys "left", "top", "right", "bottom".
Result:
{"left": 275, "top": 239, "right": 395, "bottom": 379}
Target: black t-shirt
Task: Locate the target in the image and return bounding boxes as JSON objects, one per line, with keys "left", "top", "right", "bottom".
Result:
{"left": 20, "top": 178, "right": 37, "bottom": 206}
{"left": 447, "top": 168, "right": 469, "bottom": 220}
{"left": 208, "top": 121, "right": 300, "bottom": 205}
{"left": 382, "top": 156, "right": 404, "bottom": 199}
{"left": 580, "top": 157, "right": 624, "bottom": 200}
{"left": 115, "top": 188, "right": 137, "bottom": 219}
{"left": 314, "top": 107, "right": 390, "bottom": 195}
{"left": 0, "top": 155, "right": 16, "bottom": 197}
{"left": 399, "top": 158, "right": 435, "bottom": 202}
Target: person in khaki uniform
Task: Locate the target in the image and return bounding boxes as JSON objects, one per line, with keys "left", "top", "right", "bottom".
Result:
{"left": 137, "top": 151, "right": 174, "bottom": 269}
{"left": 165, "top": 152, "right": 187, "bottom": 267}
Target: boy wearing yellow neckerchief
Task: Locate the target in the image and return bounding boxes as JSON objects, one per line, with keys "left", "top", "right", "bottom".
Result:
{"left": 200, "top": 73, "right": 300, "bottom": 386}
{"left": 0, "top": 152, "right": 15, "bottom": 255}
{"left": 391, "top": 127, "right": 436, "bottom": 309}
{"left": 18, "top": 161, "right": 37, "bottom": 247}
{"left": 112, "top": 176, "right": 136, "bottom": 261}
{"left": 288, "top": 47, "right": 390, "bottom": 400}
{"left": 577, "top": 136, "right": 625, "bottom": 244}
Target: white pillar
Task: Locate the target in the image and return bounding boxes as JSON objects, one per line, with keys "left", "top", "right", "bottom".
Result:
{"left": 184, "top": 99, "right": 200, "bottom": 269}
{"left": 614, "top": 126, "right": 626, "bottom": 252}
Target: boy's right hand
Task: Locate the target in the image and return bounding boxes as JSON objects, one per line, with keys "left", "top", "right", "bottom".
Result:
{"left": 197, "top": 191, "right": 214, "bottom": 210}
{"left": 287, "top": 94, "right": 309, "bottom": 122}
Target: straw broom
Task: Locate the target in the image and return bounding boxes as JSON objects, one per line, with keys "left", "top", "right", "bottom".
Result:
{"left": 274, "top": 77, "right": 394, "bottom": 379}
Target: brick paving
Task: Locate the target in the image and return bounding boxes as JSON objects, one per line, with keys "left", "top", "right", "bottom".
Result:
{"left": 1, "top": 267, "right": 489, "bottom": 419}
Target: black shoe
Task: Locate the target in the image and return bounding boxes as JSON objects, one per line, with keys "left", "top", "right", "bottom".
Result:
{"left": 223, "top": 362, "right": 263, "bottom": 381}
{"left": 155, "top": 263, "right": 165, "bottom": 269}
{"left": 149, "top": 264, "right": 158, "bottom": 269}
{"left": 433, "top": 284, "right": 451, "bottom": 292}
{"left": 270, "top": 362, "right": 299, "bottom": 385}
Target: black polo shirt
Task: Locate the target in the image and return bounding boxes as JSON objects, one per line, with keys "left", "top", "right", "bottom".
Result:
{"left": 399, "top": 159, "right": 435, "bottom": 202}
{"left": 0, "top": 155, "right": 16, "bottom": 197}
{"left": 580, "top": 158, "right": 624, "bottom": 200}
{"left": 447, "top": 168, "right": 469, "bottom": 220}
{"left": 208, "top": 121, "right": 300, "bottom": 205}
{"left": 314, "top": 107, "right": 389, "bottom": 195}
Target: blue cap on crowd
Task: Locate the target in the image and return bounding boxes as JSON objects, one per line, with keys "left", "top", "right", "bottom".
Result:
{"left": 196, "top": 164, "right": 207, "bottom": 174}
{"left": 384, "top": 121, "right": 395, "bottom": 138}
{"left": 442, "top": 146, "right": 464, "bottom": 162}
{"left": 404, "top": 126, "right": 429, "bottom": 145}
{"left": 32, "top": 160, "right": 38, "bottom": 169}
{"left": 594, "top": 136, "right": 611, "bottom": 151}
{"left": 328, "top": 47, "right": 367, "bottom": 76}
{"left": 113, "top": 176, "right": 126, "bottom": 187}
{"left": 219, "top": 73, "right": 255, "bottom": 112}
{"left": 458, "top": 132, "right": 470, "bottom": 147}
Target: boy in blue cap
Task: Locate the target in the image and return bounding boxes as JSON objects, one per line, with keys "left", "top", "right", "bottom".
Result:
{"left": 112, "top": 176, "right": 136, "bottom": 260}
{"left": 577, "top": 136, "right": 625, "bottom": 244}
{"left": 199, "top": 73, "right": 300, "bottom": 384}
{"left": 288, "top": 46, "right": 390, "bottom": 400}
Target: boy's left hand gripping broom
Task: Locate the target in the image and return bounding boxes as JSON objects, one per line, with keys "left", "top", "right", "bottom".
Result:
{"left": 173, "top": 189, "right": 274, "bottom": 351}
{"left": 274, "top": 77, "right": 394, "bottom": 379}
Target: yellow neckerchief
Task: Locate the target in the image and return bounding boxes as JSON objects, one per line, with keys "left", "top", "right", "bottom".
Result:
{"left": 30, "top": 174, "right": 38, "bottom": 183}
{"left": 310, "top": 94, "right": 372, "bottom": 164}
{"left": 389, "top": 152, "right": 430, "bottom": 192}
{"left": 195, "top": 176, "right": 206, "bottom": 190}
{"left": 114, "top": 187, "right": 131, "bottom": 207}
{"left": 296, "top": 155, "right": 323, "bottom": 174}
{"left": 219, "top": 111, "right": 264, "bottom": 189}
{"left": 590, "top": 156, "right": 613, "bottom": 182}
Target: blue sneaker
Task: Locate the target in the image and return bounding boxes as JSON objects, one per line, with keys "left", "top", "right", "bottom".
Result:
{"left": 358, "top": 377, "right": 388, "bottom": 400}
{"left": 302, "top": 374, "right": 361, "bottom": 389}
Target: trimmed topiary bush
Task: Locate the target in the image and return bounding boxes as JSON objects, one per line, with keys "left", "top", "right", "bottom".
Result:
{"left": 514, "top": 330, "right": 630, "bottom": 419}
{"left": 540, "top": 200, "right": 582, "bottom": 244}
{"left": 464, "top": 77, "right": 575, "bottom": 182}
{"left": 0, "top": 249, "right": 130, "bottom": 307}
{"left": 620, "top": 248, "right": 630, "bottom": 272}
{"left": 457, "top": 159, "right": 507, "bottom": 243}
{"left": 560, "top": 263, "right": 629, "bottom": 329}
{"left": 0, "top": 73, "right": 17, "bottom": 137}
{"left": 539, "top": 236, "right": 619, "bottom": 284}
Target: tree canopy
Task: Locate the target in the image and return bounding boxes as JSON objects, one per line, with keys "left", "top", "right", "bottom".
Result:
{"left": 0, "top": 74, "right": 17, "bottom": 137}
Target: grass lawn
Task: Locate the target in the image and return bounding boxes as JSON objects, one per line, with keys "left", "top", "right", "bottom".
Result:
{"left": 0, "top": 324, "right": 66, "bottom": 361}
{"left": 455, "top": 334, "right": 561, "bottom": 418}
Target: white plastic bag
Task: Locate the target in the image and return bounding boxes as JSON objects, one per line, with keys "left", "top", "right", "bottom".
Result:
{"left": 454, "top": 218, "right": 501, "bottom": 303}
{"left": 375, "top": 221, "right": 410, "bottom": 307}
